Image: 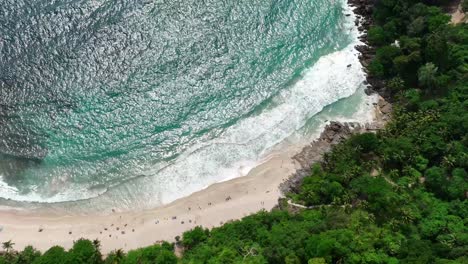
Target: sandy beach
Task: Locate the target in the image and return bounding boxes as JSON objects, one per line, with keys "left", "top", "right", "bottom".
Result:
{"left": 0, "top": 149, "right": 297, "bottom": 253}
{"left": 0, "top": 93, "right": 388, "bottom": 254}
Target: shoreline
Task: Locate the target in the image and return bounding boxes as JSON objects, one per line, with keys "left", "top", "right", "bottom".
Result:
{"left": 0, "top": 137, "right": 297, "bottom": 254}
{"left": 0, "top": 93, "right": 390, "bottom": 254}
{"left": 0, "top": 0, "right": 390, "bottom": 254}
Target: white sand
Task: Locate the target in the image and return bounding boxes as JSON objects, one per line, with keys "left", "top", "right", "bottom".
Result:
{"left": 0, "top": 151, "right": 298, "bottom": 253}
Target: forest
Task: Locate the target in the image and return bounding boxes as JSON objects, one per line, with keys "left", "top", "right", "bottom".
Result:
{"left": 1, "top": 0, "right": 467, "bottom": 263}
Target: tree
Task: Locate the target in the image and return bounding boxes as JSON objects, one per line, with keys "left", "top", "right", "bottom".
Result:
{"left": 1, "top": 240, "right": 14, "bottom": 253}
{"left": 425, "top": 166, "right": 448, "bottom": 198}
{"left": 376, "top": 45, "right": 402, "bottom": 77}
{"left": 285, "top": 254, "right": 301, "bottom": 264}
{"left": 349, "top": 133, "right": 380, "bottom": 153}
{"left": 105, "top": 249, "right": 125, "bottom": 264}
{"left": 308, "top": 258, "right": 326, "bottom": 264}
{"left": 1, "top": 240, "right": 15, "bottom": 263}
{"left": 447, "top": 168, "right": 468, "bottom": 200}
{"left": 16, "top": 246, "right": 41, "bottom": 264}
{"left": 122, "top": 245, "right": 176, "bottom": 264}
{"left": 399, "top": 239, "right": 433, "bottom": 263}
{"left": 154, "top": 250, "right": 178, "bottom": 264}
{"left": 425, "top": 33, "right": 449, "bottom": 70}
{"left": 199, "top": 247, "right": 238, "bottom": 264}
{"left": 407, "top": 17, "right": 425, "bottom": 37}
{"left": 427, "top": 9, "right": 450, "bottom": 32}
{"left": 386, "top": 76, "right": 405, "bottom": 92}
{"left": 382, "top": 136, "right": 415, "bottom": 170}
{"left": 182, "top": 226, "right": 208, "bottom": 250}
{"left": 67, "top": 239, "right": 102, "bottom": 264}
{"left": 399, "top": 36, "right": 421, "bottom": 53}
{"left": 368, "top": 26, "right": 387, "bottom": 46}
{"left": 369, "top": 60, "right": 385, "bottom": 77}
{"left": 418, "top": 62, "right": 438, "bottom": 89}
{"left": 33, "top": 246, "right": 68, "bottom": 264}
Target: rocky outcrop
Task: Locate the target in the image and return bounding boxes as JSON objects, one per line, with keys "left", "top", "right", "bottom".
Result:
{"left": 348, "top": 0, "right": 394, "bottom": 101}
{"left": 279, "top": 0, "right": 394, "bottom": 196}
{"left": 279, "top": 117, "right": 386, "bottom": 194}
{"left": 280, "top": 91, "right": 391, "bottom": 194}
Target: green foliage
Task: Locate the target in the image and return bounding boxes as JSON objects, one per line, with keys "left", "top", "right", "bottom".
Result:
{"left": 32, "top": 246, "right": 67, "bottom": 264}
{"left": 307, "top": 258, "right": 326, "bottom": 264}
{"left": 407, "top": 16, "right": 426, "bottom": 36}
{"left": 104, "top": 249, "right": 125, "bottom": 264}
{"left": 122, "top": 244, "right": 177, "bottom": 264}
{"left": 368, "top": 26, "right": 388, "bottom": 46}
{"left": 418, "top": 62, "right": 438, "bottom": 89}
{"left": 2, "top": 0, "right": 467, "bottom": 263}
{"left": 426, "top": 32, "right": 449, "bottom": 70}
{"left": 426, "top": 8, "right": 450, "bottom": 32}
{"left": 386, "top": 77, "right": 405, "bottom": 92}
{"left": 375, "top": 45, "right": 402, "bottom": 77}
{"left": 67, "top": 239, "right": 102, "bottom": 264}
{"left": 16, "top": 246, "right": 41, "bottom": 264}
{"left": 182, "top": 226, "right": 208, "bottom": 250}
{"left": 368, "top": 59, "right": 385, "bottom": 77}
{"left": 448, "top": 168, "right": 468, "bottom": 199}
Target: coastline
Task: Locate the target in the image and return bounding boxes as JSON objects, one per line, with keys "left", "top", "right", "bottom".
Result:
{"left": 0, "top": 148, "right": 296, "bottom": 253}
{"left": 0, "top": 93, "right": 390, "bottom": 254}
{"left": 0, "top": 0, "right": 389, "bottom": 254}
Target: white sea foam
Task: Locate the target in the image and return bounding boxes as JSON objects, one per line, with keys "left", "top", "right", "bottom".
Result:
{"left": 153, "top": 44, "right": 365, "bottom": 206}
{"left": 0, "top": 0, "right": 372, "bottom": 209}
{"left": 88, "top": 42, "right": 371, "bottom": 210}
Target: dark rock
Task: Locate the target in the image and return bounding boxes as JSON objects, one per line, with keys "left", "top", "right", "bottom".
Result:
{"left": 280, "top": 120, "right": 364, "bottom": 194}
{"left": 364, "top": 87, "right": 375, "bottom": 95}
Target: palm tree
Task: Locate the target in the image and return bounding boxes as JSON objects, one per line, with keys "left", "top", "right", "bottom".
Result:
{"left": 92, "top": 239, "right": 101, "bottom": 251}
{"left": 2, "top": 240, "right": 14, "bottom": 253}
{"left": 1, "top": 240, "right": 16, "bottom": 262}
{"left": 418, "top": 62, "right": 438, "bottom": 89}
{"left": 91, "top": 239, "right": 103, "bottom": 263}
{"left": 114, "top": 249, "right": 125, "bottom": 261}
{"left": 105, "top": 249, "right": 125, "bottom": 264}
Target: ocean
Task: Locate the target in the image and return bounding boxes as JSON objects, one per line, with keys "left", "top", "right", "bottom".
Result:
{"left": 0, "top": 0, "right": 369, "bottom": 210}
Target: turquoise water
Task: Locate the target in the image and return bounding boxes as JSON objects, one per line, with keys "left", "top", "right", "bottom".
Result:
{"left": 0, "top": 0, "right": 365, "bottom": 208}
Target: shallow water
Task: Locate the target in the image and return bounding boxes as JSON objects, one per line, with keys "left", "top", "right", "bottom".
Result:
{"left": 0, "top": 0, "right": 365, "bottom": 208}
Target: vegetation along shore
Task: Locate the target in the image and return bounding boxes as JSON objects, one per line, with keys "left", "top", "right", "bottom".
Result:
{"left": 1, "top": 0, "right": 467, "bottom": 263}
